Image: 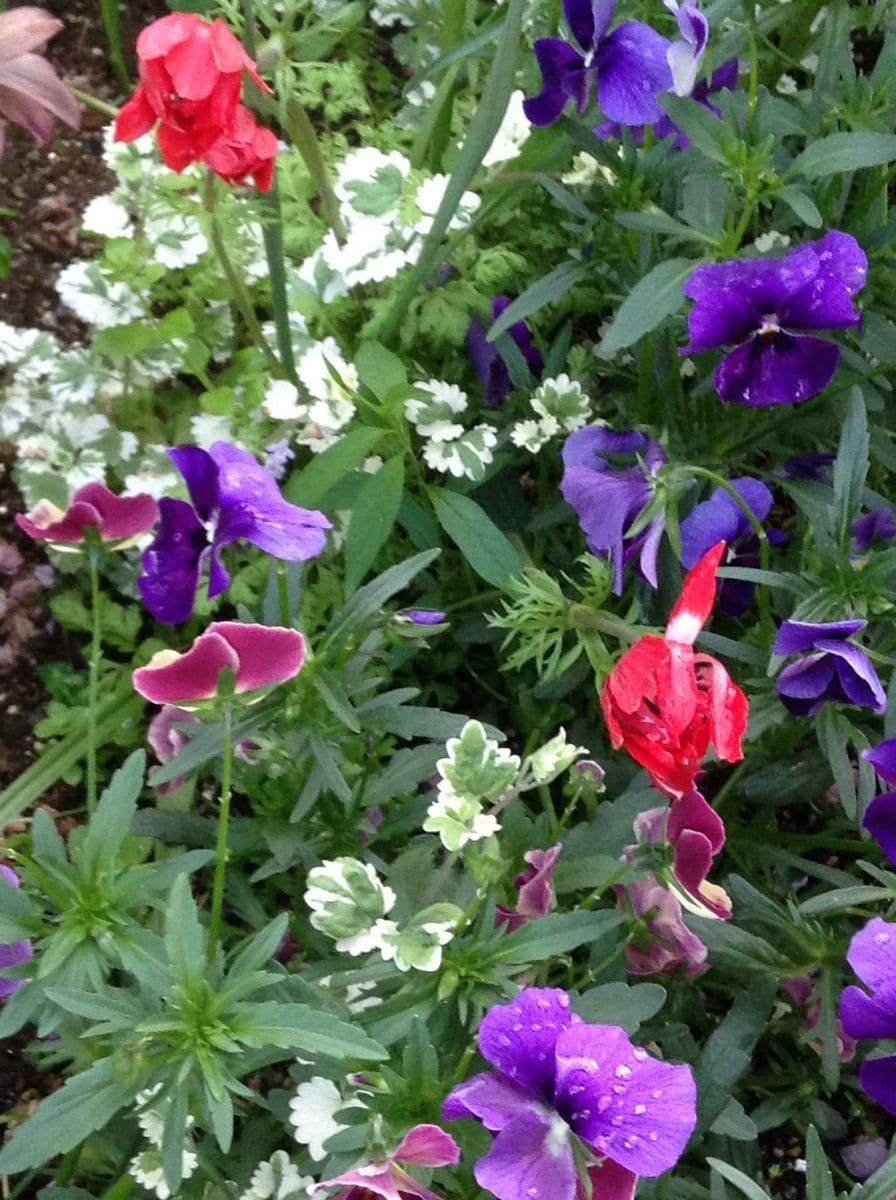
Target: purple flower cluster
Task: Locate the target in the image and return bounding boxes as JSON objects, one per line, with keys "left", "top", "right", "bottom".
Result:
{"left": 773, "top": 620, "right": 885, "bottom": 718}
{"left": 468, "top": 296, "right": 543, "bottom": 407}
{"left": 597, "top": 59, "right": 738, "bottom": 150}
{"left": 861, "top": 740, "right": 896, "bottom": 864}
{"left": 443, "top": 987, "right": 696, "bottom": 1200}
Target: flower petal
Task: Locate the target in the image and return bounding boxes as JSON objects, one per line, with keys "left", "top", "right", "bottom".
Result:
{"left": 840, "top": 983, "right": 896, "bottom": 1041}
{"left": 394, "top": 1124, "right": 460, "bottom": 1167}
{"left": 478, "top": 988, "right": 580, "bottom": 1099}
{"left": 773, "top": 619, "right": 866, "bottom": 656}
{"left": 132, "top": 631, "right": 240, "bottom": 703}
{"left": 859, "top": 1055, "right": 896, "bottom": 1117}
{"left": 864, "top": 740, "right": 896, "bottom": 787}
{"left": 714, "top": 332, "right": 841, "bottom": 407}
{"left": 596, "top": 21, "right": 673, "bottom": 125}
{"left": 207, "top": 621, "right": 306, "bottom": 693}
{"left": 139, "top": 497, "right": 209, "bottom": 625}
{"left": 169, "top": 445, "right": 220, "bottom": 523}
{"left": 443, "top": 1071, "right": 536, "bottom": 1132}
{"left": 665, "top": 541, "right": 724, "bottom": 645}
{"left": 846, "top": 918, "right": 896, "bottom": 991}
{"left": 474, "top": 1109, "right": 577, "bottom": 1200}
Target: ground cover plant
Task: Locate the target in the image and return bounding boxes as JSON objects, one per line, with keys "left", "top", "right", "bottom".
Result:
{"left": 1, "top": 0, "right": 896, "bottom": 1198}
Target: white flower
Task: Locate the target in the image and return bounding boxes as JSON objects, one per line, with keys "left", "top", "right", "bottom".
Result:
{"left": 135, "top": 1086, "right": 166, "bottom": 1147}
{"left": 81, "top": 194, "right": 134, "bottom": 239}
{"left": 530, "top": 374, "right": 589, "bottom": 431}
{"left": 406, "top": 379, "right": 467, "bottom": 439}
{"left": 423, "top": 789, "right": 501, "bottom": 850}
{"left": 240, "top": 1151, "right": 313, "bottom": 1200}
{"left": 295, "top": 339, "right": 358, "bottom": 440}
{"left": 561, "top": 152, "right": 616, "bottom": 186}
{"left": 191, "top": 413, "right": 234, "bottom": 448}
{"left": 335, "top": 148, "right": 411, "bottom": 210}
{"left": 423, "top": 425, "right": 497, "bottom": 481}
{"left": 510, "top": 418, "right": 550, "bottom": 454}
{"left": 753, "top": 231, "right": 791, "bottom": 253}
{"left": 412, "top": 175, "right": 479, "bottom": 234}
{"left": 776, "top": 73, "right": 798, "bottom": 95}
{"left": 305, "top": 857, "right": 396, "bottom": 953}
{"left": 144, "top": 210, "right": 208, "bottom": 270}
{"left": 482, "top": 91, "right": 531, "bottom": 168}
{"left": 345, "top": 980, "right": 382, "bottom": 1013}
{"left": 129, "top": 1147, "right": 198, "bottom": 1200}
{"left": 56, "top": 260, "right": 145, "bottom": 327}
{"left": 264, "top": 379, "right": 304, "bottom": 421}
{"left": 288, "top": 1076, "right": 365, "bottom": 1160}
{"left": 526, "top": 728, "right": 587, "bottom": 785}
{"left": 47, "top": 350, "right": 98, "bottom": 405}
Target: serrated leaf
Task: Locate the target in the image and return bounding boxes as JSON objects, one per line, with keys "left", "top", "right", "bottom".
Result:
{"left": 164, "top": 874, "right": 204, "bottom": 981}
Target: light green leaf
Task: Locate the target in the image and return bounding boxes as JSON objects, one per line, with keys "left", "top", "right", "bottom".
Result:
{"left": 487, "top": 260, "right": 590, "bottom": 341}
{"left": 81, "top": 750, "right": 145, "bottom": 874}
{"left": 234, "top": 1001, "right": 386, "bottom": 1060}
{"left": 599, "top": 258, "right": 695, "bottom": 355}
{"left": 164, "top": 874, "right": 204, "bottom": 981}
{"left": 284, "top": 427, "right": 388, "bottom": 509}
{"left": 345, "top": 456, "right": 405, "bottom": 593}
{"left": 325, "top": 549, "right": 440, "bottom": 650}
{"left": 791, "top": 132, "right": 896, "bottom": 178}
{"left": 494, "top": 910, "right": 625, "bottom": 964}
{"left": 354, "top": 341, "right": 407, "bottom": 401}
{"left": 775, "top": 186, "right": 823, "bottom": 227}
{"left": 708, "top": 1160, "right": 774, "bottom": 1200}
{"left": 430, "top": 488, "right": 521, "bottom": 587}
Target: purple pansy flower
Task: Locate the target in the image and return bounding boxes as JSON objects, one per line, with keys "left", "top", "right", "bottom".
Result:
{"left": 496, "top": 844, "right": 562, "bottom": 933}
{"left": 560, "top": 426, "right": 668, "bottom": 594}
{"left": 860, "top": 739, "right": 896, "bottom": 864}
{"left": 679, "top": 477, "right": 783, "bottom": 617}
{"left": 468, "top": 297, "right": 543, "bottom": 407}
{"left": 597, "top": 58, "right": 738, "bottom": 150}
{"left": 681, "top": 231, "right": 868, "bottom": 407}
{"left": 664, "top": 0, "right": 709, "bottom": 96}
{"left": 773, "top": 619, "right": 886, "bottom": 718}
{"left": 139, "top": 441, "right": 331, "bottom": 624}
{"left": 853, "top": 507, "right": 896, "bottom": 553}
{"left": 443, "top": 987, "right": 696, "bottom": 1200}
{"left": 840, "top": 917, "right": 896, "bottom": 1115}
{"left": 778, "top": 451, "right": 835, "bottom": 483}
{"left": 523, "top": 0, "right": 673, "bottom": 129}
{"left": 0, "top": 866, "right": 32, "bottom": 999}
{"left": 398, "top": 609, "right": 448, "bottom": 626}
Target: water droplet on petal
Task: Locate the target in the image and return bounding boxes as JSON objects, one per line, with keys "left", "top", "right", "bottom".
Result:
{"left": 634, "top": 1104, "right": 647, "bottom": 1115}
{"left": 651, "top": 1089, "right": 663, "bottom": 1099}
{"left": 615, "top": 1064, "right": 632, "bottom": 1080}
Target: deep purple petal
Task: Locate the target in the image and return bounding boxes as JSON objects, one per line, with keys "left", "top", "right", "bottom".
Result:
{"left": 139, "top": 497, "right": 209, "bottom": 625}
{"left": 597, "top": 22, "right": 673, "bottom": 125}
{"left": 554, "top": 1023, "right": 696, "bottom": 1176}
{"left": 774, "top": 619, "right": 867, "bottom": 655}
{"left": 524, "top": 38, "right": 586, "bottom": 126}
{"left": 821, "top": 640, "right": 886, "bottom": 711}
{"left": 859, "top": 1056, "right": 896, "bottom": 1117}
{"left": 478, "top": 988, "right": 580, "bottom": 1100}
{"left": 776, "top": 655, "right": 835, "bottom": 717}
{"left": 168, "top": 445, "right": 220, "bottom": 523}
{"left": 846, "top": 918, "right": 896, "bottom": 991}
{"left": 714, "top": 332, "right": 841, "bottom": 407}
{"left": 680, "top": 478, "right": 772, "bottom": 568}
{"left": 667, "top": 1, "right": 709, "bottom": 96}
{"left": 864, "top": 740, "right": 896, "bottom": 787}
{"left": 474, "top": 1109, "right": 577, "bottom": 1200}
{"left": 468, "top": 316, "right": 495, "bottom": 386}
{"left": 839, "top": 984, "right": 896, "bottom": 1041}
{"left": 563, "top": 0, "right": 599, "bottom": 52}
{"left": 442, "top": 1071, "right": 536, "bottom": 1132}
{"left": 781, "top": 269, "right": 864, "bottom": 332}
{"left": 561, "top": 426, "right": 650, "bottom": 468}
{"left": 561, "top": 466, "right": 651, "bottom": 594}
{"left": 854, "top": 509, "right": 896, "bottom": 552}
{"left": 813, "top": 230, "right": 869, "bottom": 296}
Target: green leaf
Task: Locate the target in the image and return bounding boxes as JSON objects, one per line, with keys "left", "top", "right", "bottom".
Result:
{"left": 708, "top": 1160, "right": 773, "bottom": 1200}
{"left": 851, "top": 1151, "right": 896, "bottom": 1200}
{"left": 798, "top": 885, "right": 891, "bottom": 915}
{"left": 659, "top": 94, "right": 730, "bottom": 164}
{"left": 775, "top": 186, "right": 823, "bottom": 227}
{"left": 81, "top": 750, "right": 145, "bottom": 874}
{"left": 325, "top": 549, "right": 440, "bottom": 650}
{"left": 791, "top": 132, "right": 896, "bottom": 178}
{"left": 710, "top": 1098, "right": 758, "bottom": 1141}
{"left": 234, "top": 1001, "right": 386, "bottom": 1060}
{"left": 0, "top": 1059, "right": 132, "bottom": 1173}
{"left": 92, "top": 307, "right": 193, "bottom": 357}
{"left": 493, "top": 910, "right": 625, "bottom": 964}
{"left": 487, "top": 260, "right": 589, "bottom": 342}
{"left": 816, "top": 706, "right": 857, "bottom": 820}
{"left": 354, "top": 341, "right": 407, "bottom": 401}
{"left": 832, "top": 388, "right": 869, "bottom": 548}
{"left": 574, "top": 982, "right": 667, "bottom": 1033}
{"left": 430, "top": 488, "right": 521, "bottom": 587}
{"left": 598, "top": 258, "right": 695, "bottom": 355}
{"left": 32, "top": 807, "right": 67, "bottom": 860}
{"left": 164, "top": 874, "right": 204, "bottom": 981}
{"left": 226, "top": 915, "right": 289, "bottom": 980}
{"left": 345, "top": 456, "right": 405, "bottom": 593}
{"left": 363, "top": 745, "right": 444, "bottom": 806}
{"left": 362, "top": 705, "right": 497, "bottom": 741}
{"left": 283, "top": 427, "right": 388, "bottom": 509}
{"left": 696, "top": 981, "right": 777, "bottom": 1130}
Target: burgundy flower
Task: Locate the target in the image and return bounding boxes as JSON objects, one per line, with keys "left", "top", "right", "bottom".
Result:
{"left": 310, "top": 1124, "right": 459, "bottom": 1200}
{"left": 496, "top": 844, "right": 561, "bottom": 932}
{"left": 16, "top": 483, "right": 159, "bottom": 548}
{"left": 133, "top": 621, "right": 306, "bottom": 704}
{"left": 0, "top": 7, "right": 79, "bottom": 156}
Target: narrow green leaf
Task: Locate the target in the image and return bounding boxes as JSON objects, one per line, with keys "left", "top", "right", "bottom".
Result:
{"left": 599, "top": 258, "right": 694, "bottom": 355}
{"left": 775, "top": 186, "right": 822, "bottom": 227}
{"left": 235, "top": 1001, "right": 386, "bottom": 1060}
{"left": 430, "top": 488, "right": 521, "bottom": 587}
{"left": 487, "top": 260, "right": 589, "bottom": 342}
{"left": 798, "top": 885, "right": 891, "bottom": 915}
{"left": 82, "top": 750, "right": 145, "bottom": 873}
{"left": 708, "top": 1160, "right": 774, "bottom": 1200}
{"left": 696, "top": 981, "right": 777, "bottom": 1129}
{"left": 493, "top": 910, "right": 625, "bottom": 964}
{"left": 325, "top": 548, "right": 440, "bottom": 650}
{"left": 791, "top": 132, "right": 896, "bottom": 178}
{"left": 832, "top": 389, "right": 869, "bottom": 547}
{"left": 816, "top": 707, "right": 857, "bottom": 819}
{"left": 345, "top": 456, "right": 405, "bottom": 593}
{"left": 284, "top": 427, "right": 387, "bottom": 509}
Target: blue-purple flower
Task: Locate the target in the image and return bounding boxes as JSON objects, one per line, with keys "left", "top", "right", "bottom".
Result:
{"left": 139, "top": 442, "right": 331, "bottom": 624}
{"left": 840, "top": 918, "right": 896, "bottom": 1115}
{"left": 680, "top": 477, "right": 783, "bottom": 617}
{"left": 0, "top": 866, "right": 32, "bottom": 999}
{"left": 560, "top": 426, "right": 667, "bottom": 593}
{"left": 664, "top": 0, "right": 709, "bottom": 96}
{"left": 468, "top": 296, "right": 543, "bottom": 407}
{"left": 861, "top": 739, "right": 896, "bottom": 864}
{"left": 681, "top": 231, "right": 868, "bottom": 407}
{"left": 597, "top": 59, "right": 738, "bottom": 150}
{"left": 443, "top": 987, "right": 696, "bottom": 1200}
{"left": 773, "top": 619, "right": 886, "bottom": 717}
{"left": 523, "top": 0, "right": 673, "bottom": 129}
{"left": 854, "top": 508, "right": 896, "bottom": 554}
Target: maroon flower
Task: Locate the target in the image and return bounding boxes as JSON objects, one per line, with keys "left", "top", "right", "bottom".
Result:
{"left": 496, "top": 844, "right": 561, "bottom": 932}
{"left": 16, "top": 484, "right": 159, "bottom": 548}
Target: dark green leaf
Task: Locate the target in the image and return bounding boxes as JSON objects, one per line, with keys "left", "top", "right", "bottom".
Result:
{"left": 430, "top": 488, "right": 521, "bottom": 587}
{"left": 345, "top": 456, "right": 405, "bottom": 593}
{"left": 493, "top": 910, "right": 625, "bottom": 964}
{"left": 487, "top": 260, "right": 589, "bottom": 342}
{"left": 284, "top": 427, "right": 388, "bottom": 509}
{"left": 791, "top": 132, "right": 896, "bottom": 178}
{"left": 599, "top": 258, "right": 695, "bottom": 355}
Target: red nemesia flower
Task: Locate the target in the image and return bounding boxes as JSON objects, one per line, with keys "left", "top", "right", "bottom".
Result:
{"left": 600, "top": 542, "right": 748, "bottom": 798}
{"left": 114, "top": 12, "right": 275, "bottom": 187}
{"left": 202, "top": 103, "right": 279, "bottom": 192}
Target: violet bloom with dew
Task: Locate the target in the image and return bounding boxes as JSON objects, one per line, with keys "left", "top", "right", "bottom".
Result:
{"left": 597, "top": 58, "right": 737, "bottom": 150}
{"left": 523, "top": 0, "right": 673, "bottom": 129}
{"left": 443, "top": 987, "right": 697, "bottom": 1200}
{"left": 681, "top": 231, "right": 867, "bottom": 407}
{"left": 773, "top": 619, "right": 886, "bottom": 718}
{"left": 560, "top": 426, "right": 667, "bottom": 594}
{"left": 139, "top": 441, "right": 331, "bottom": 624}
{"left": 840, "top": 917, "right": 896, "bottom": 1115}
{"left": 860, "top": 739, "right": 896, "bottom": 864}
{"left": 679, "top": 477, "right": 783, "bottom": 617}
{"left": 664, "top": 0, "right": 709, "bottom": 96}
{"left": 0, "top": 866, "right": 32, "bottom": 999}
{"left": 468, "top": 296, "right": 543, "bottom": 408}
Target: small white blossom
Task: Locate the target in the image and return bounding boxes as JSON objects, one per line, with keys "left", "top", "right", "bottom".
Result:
{"left": 412, "top": 174, "right": 479, "bottom": 235}
{"left": 240, "top": 1151, "right": 313, "bottom": 1200}
{"left": 129, "top": 1147, "right": 198, "bottom": 1200}
{"left": 305, "top": 857, "right": 396, "bottom": 953}
{"left": 145, "top": 210, "right": 208, "bottom": 270}
{"left": 56, "top": 260, "right": 146, "bottom": 327}
{"left": 81, "top": 194, "right": 134, "bottom": 239}
{"left": 423, "top": 789, "right": 501, "bottom": 850}
{"left": 264, "top": 379, "right": 304, "bottom": 420}
{"left": 753, "top": 231, "right": 791, "bottom": 253}
{"left": 482, "top": 91, "right": 531, "bottom": 168}
{"left": 423, "top": 425, "right": 497, "bottom": 481}
{"left": 510, "top": 418, "right": 550, "bottom": 454}
{"left": 288, "top": 1075, "right": 365, "bottom": 1160}
{"left": 530, "top": 374, "right": 589, "bottom": 431}
{"left": 526, "top": 728, "right": 588, "bottom": 785}
{"left": 406, "top": 379, "right": 468, "bottom": 439}
{"left": 776, "top": 73, "right": 798, "bottom": 95}
{"left": 191, "top": 413, "right": 234, "bottom": 448}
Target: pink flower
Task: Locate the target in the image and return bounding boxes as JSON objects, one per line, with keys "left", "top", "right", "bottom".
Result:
{"left": 619, "top": 872, "right": 708, "bottom": 977}
{"left": 496, "top": 844, "right": 562, "bottom": 932}
{"left": 202, "top": 103, "right": 279, "bottom": 192}
{"left": 133, "top": 621, "right": 306, "bottom": 704}
{"left": 0, "top": 7, "right": 79, "bottom": 155}
{"left": 147, "top": 705, "right": 200, "bottom": 794}
{"left": 312, "top": 1123, "right": 460, "bottom": 1200}
{"left": 16, "top": 484, "right": 159, "bottom": 548}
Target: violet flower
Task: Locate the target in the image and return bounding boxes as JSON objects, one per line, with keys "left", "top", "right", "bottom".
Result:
{"left": 133, "top": 621, "right": 306, "bottom": 705}
{"left": 310, "top": 1123, "right": 460, "bottom": 1200}
{"left": 139, "top": 442, "right": 331, "bottom": 624}
{"left": 560, "top": 426, "right": 667, "bottom": 594}
{"left": 398, "top": 609, "right": 448, "bottom": 626}
{"left": 853, "top": 507, "right": 896, "bottom": 554}
{"left": 443, "top": 987, "right": 697, "bottom": 1200}
{"left": 840, "top": 917, "right": 896, "bottom": 1115}
{"left": 616, "top": 863, "right": 708, "bottom": 977}
{"left": 860, "top": 739, "right": 896, "bottom": 864}
{"left": 496, "top": 844, "right": 562, "bottom": 933}
{"left": 0, "top": 8, "right": 80, "bottom": 156}
{"left": 773, "top": 619, "right": 886, "bottom": 718}
{"left": 17, "top": 483, "right": 159, "bottom": 548}
{"left": 523, "top": 0, "right": 673, "bottom": 129}
{"left": 468, "top": 297, "right": 543, "bottom": 407}
{"left": 0, "top": 865, "right": 32, "bottom": 999}
{"left": 664, "top": 1, "right": 709, "bottom": 96}
{"left": 681, "top": 231, "right": 868, "bottom": 407}
{"left": 679, "top": 477, "right": 783, "bottom": 617}
{"left": 597, "top": 58, "right": 738, "bottom": 150}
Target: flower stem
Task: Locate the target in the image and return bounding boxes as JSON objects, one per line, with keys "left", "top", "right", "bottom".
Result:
{"left": 86, "top": 543, "right": 103, "bottom": 815}
{"left": 202, "top": 171, "right": 283, "bottom": 376}
{"left": 262, "top": 177, "right": 303, "bottom": 391}
{"left": 97, "top": 0, "right": 130, "bottom": 90}
{"left": 278, "top": 561, "right": 292, "bottom": 626}
{"left": 282, "top": 98, "right": 347, "bottom": 245}
{"left": 567, "top": 605, "right": 653, "bottom": 643}
{"left": 71, "top": 88, "right": 119, "bottom": 119}
{"left": 207, "top": 702, "right": 234, "bottom": 964}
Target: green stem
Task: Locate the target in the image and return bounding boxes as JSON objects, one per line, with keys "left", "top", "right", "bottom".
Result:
{"left": 262, "top": 178, "right": 303, "bottom": 390}
{"left": 278, "top": 561, "right": 292, "bottom": 627}
{"left": 567, "top": 605, "right": 654, "bottom": 644}
{"left": 202, "top": 172, "right": 282, "bottom": 376}
{"left": 87, "top": 543, "right": 103, "bottom": 815}
{"left": 71, "top": 88, "right": 119, "bottom": 119}
{"left": 54, "top": 1145, "right": 82, "bottom": 1188}
{"left": 98, "top": 0, "right": 130, "bottom": 90}
{"left": 207, "top": 703, "right": 234, "bottom": 964}
{"left": 283, "top": 98, "right": 347, "bottom": 244}
{"left": 99, "top": 1173, "right": 139, "bottom": 1200}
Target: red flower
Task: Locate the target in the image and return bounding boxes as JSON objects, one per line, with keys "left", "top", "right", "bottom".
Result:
{"left": 114, "top": 12, "right": 273, "bottom": 184}
{"left": 202, "top": 103, "right": 279, "bottom": 192}
{"left": 601, "top": 542, "right": 748, "bottom": 798}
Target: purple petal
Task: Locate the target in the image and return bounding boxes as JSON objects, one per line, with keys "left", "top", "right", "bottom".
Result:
{"left": 563, "top": 0, "right": 600, "bottom": 52}
{"left": 776, "top": 655, "right": 835, "bottom": 717}
{"left": 680, "top": 478, "right": 772, "bottom": 569}
{"left": 853, "top": 508, "right": 896, "bottom": 552}
{"left": 0, "top": 867, "right": 32, "bottom": 998}
{"left": 774, "top": 619, "right": 867, "bottom": 655}
{"left": 820, "top": 640, "right": 886, "bottom": 712}
{"left": 841, "top": 1137, "right": 889, "bottom": 1181}
{"left": 553, "top": 1023, "right": 696, "bottom": 1176}
{"left": 859, "top": 1056, "right": 896, "bottom": 1117}
{"left": 474, "top": 1109, "right": 577, "bottom": 1200}
{"left": 781, "top": 247, "right": 865, "bottom": 330}
{"left": 561, "top": 426, "right": 651, "bottom": 468}
{"left": 864, "top": 740, "right": 896, "bottom": 787}
{"left": 714, "top": 332, "right": 841, "bottom": 407}
{"left": 478, "top": 988, "right": 580, "bottom": 1100}
{"left": 513, "top": 845, "right": 562, "bottom": 923}
{"left": 846, "top": 918, "right": 896, "bottom": 991}
{"left": 812, "top": 230, "right": 869, "bottom": 296}
{"left": 524, "top": 38, "right": 586, "bottom": 126}
{"left": 561, "top": 466, "right": 651, "bottom": 594}
{"left": 468, "top": 315, "right": 495, "bottom": 386}
{"left": 840, "top": 983, "right": 896, "bottom": 1041}
{"left": 139, "top": 497, "right": 209, "bottom": 625}
{"left": 443, "top": 1071, "right": 536, "bottom": 1132}
{"left": 666, "top": 1, "right": 709, "bottom": 96}
{"left": 635, "top": 514, "right": 665, "bottom": 590}
{"left": 596, "top": 22, "right": 673, "bottom": 126}
{"left": 168, "top": 445, "right": 220, "bottom": 523}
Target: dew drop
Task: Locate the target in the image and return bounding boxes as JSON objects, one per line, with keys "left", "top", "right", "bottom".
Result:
{"left": 615, "top": 1064, "right": 632, "bottom": 1080}
{"left": 612, "top": 1083, "right": 627, "bottom": 1096}
{"left": 527, "top": 1188, "right": 539, "bottom": 1198}
{"left": 648, "top": 1132, "right": 658, "bottom": 1142}
{"left": 634, "top": 1104, "right": 647, "bottom": 1115}
{"left": 651, "top": 1089, "right": 663, "bottom": 1099}
{"left": 597, "top": 1096, "right": 612, "bottom": 1113}
{"left": 499, "top": 1035, "right": 511, "bottom": 1046}
{"left": 569, "top": 1084, "right": 584, "bottom": 1096}
{"left": 632, "top": 1047, "right": 648, "bottom": 1061}
{"left": 531, "top": 1023, "right": 543, "bottom": 1032}
{"left": 623, "top": 1136, "right": 639, "bottom": 1149}
{"left": 611, "top": 1115, "right": 624, "bottom": 1127}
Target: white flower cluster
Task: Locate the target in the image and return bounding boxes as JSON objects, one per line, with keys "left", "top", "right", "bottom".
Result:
{"left": 509, "top": 374, "right": 592, "bottom": 454}
{"left": 128, "top": 1086, "right": 198, "bottom": 1200}
{"left": 298, "top": 148, "right": 480, "bottom": 302}
{"left": 405, "top": 379, "right": 497, "bottom": 482}
{"left": 423, "top": 720, "right": 520, "bottom": 851}
{"left": 481, "top": 91, "right": 531, "bottom": 169}
{"left": 239, "top": 1151, "right": 313, "bottom": 1200}
{"left": 288, "top": 1074, "right": 366, "bottom": 1160}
